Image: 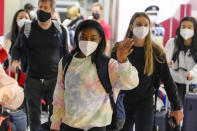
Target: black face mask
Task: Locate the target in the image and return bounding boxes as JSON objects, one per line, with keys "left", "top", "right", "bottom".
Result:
{"left": 92, "top": 13, "right": 100, "bottom": 20}
{"left": 37, "top": 10, "right": 51, "bottom": 22}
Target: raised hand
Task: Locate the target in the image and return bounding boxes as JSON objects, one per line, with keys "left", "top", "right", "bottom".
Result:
{"left": 117, "top": 38, "right": 134, "bottom": 63}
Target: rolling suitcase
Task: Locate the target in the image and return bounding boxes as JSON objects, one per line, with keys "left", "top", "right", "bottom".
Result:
{"left": 182, "top": 83, "right": 197, "bottom": 131}
{"left": 153, "top": 86, "right": 179, "bottom": 131}
{"left": 154, "top": 110, "right": 168, "bottom": 131}
{"left": 153, "top": 89, "right": 168, "bottom": 131}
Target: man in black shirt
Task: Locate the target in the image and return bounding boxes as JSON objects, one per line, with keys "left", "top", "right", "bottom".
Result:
{"left": 11, "top": 0, "right": 68, "bottom": 131}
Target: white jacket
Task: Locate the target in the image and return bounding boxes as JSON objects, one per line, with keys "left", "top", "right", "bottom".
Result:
{"left": 165, "top": 38, "right": 197, "bottom": 84}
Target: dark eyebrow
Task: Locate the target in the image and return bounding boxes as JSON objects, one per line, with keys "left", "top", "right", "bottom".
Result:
{"left": 81, "top": 33, "right": 98, "bottom": 36}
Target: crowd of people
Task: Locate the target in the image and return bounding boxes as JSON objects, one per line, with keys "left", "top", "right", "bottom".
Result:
{"left": 1, "top": 0, "right": 197, "bottom": 131}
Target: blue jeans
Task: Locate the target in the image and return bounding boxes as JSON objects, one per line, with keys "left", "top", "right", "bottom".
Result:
{"left": 120, "top": 96, "right": 154, "bottom": 131}
{"left": 10, "top": 109, "right": 27, "bottom": 131}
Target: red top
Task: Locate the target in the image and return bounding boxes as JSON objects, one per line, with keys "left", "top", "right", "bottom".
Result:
{"left": 100, "top": 19, "right": 111, "bottom": 40}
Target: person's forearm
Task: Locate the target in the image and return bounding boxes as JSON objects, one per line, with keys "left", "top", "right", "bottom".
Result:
{"left": 159, "top": 61, "right": 182, "bottom": 110}
{"left": 4, "top": 39, "right": 11, "bottom": 54}
{"left": 104, "top": 40, "right": 111, "bottom": 56}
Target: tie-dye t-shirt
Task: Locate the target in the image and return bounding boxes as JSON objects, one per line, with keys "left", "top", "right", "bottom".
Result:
{"left": 51, "top": 56, "right": 139, "bottom": 130}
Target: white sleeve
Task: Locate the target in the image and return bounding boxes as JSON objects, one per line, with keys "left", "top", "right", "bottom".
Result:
{"left": 165, "top": 38, "right": 175, "bottom": 61}
{"left": 189, "top": 65, "right": 197, "bottom": 79}
{"left": 62, "top": 26, "right": 71, "bottom": 47}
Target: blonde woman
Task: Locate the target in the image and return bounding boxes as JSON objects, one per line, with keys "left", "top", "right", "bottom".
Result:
{"left": 112, "top": 12, "right": 183, "bottom": 131}
{"left": 63, "top": 6, "right": 83, "bottom": 31}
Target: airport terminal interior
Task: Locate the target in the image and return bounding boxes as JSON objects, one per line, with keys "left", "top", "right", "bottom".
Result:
{"left": 0, "top": 0, "right": 197, "bottom": 131}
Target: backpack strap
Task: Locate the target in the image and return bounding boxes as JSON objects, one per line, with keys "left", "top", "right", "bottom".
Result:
{"left": 52, "top": 20, "right": 62, "bottom": 34}
{"left": 96, "top": 55, "right": 118, "bottom": 128}
{"left": 62, "top": 53, "right": 73, "bottom": 78}
{"left": 52, "top": 20, "right": 69, "bottom": 57}
{"left": 96, "top": 55, "right": 112, "bottom": 93}
{"left": 24, "top": 21, "right": 32, "bottom": 38}
{"left": 24, "top": 20, "right": 63, "bottom": 39}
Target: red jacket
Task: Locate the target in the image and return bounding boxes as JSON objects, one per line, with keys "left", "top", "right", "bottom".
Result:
{"left": 0, "top": 47, "right": 25, "bottom": 87}
{"left": 0, "top": 48, "right": 8, "bottom": 63}
{"left": 6, "top": 68, "right": 26, "bottom": 87}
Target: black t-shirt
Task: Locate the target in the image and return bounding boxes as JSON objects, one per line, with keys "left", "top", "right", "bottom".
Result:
{"left": 123, "top": 46, "right": 155, "bottom": 104}
{"left": 26, "top": 21, "right": 60, "bottom": 79}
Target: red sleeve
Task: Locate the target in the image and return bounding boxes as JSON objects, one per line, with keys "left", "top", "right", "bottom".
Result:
{"left": 0, "top": 48, "right": 8, "bottom": 63}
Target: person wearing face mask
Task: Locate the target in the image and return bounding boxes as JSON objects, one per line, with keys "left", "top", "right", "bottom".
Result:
{"left": 11, "top": 0, "right": 69, "bottom": 131}
{"left": 24, "top": 3, "right": 37, "bottom": 20}
{"left": 2, "top": 9, "right": 30, "bottom": 131}
{"left": 165, "top": 16, "right": 197, "bottom": 105}
{"left": 91, "top": 2, "right": 111, "bottom": 57}
{"left": 50, "top": 20, "right": 139, "bottom": 131}
{"left": 4, "top": 9, "right": 31, "bottom": 56}
{"left": 145, "top": 5, "right": 165, "bottom": 48}
{"left": 111, "top": 12, "right": 183, "bottom": 131}
{"left": 3, "top": 9, "right": 30, "bottom": 98}
{"left": 62, "top": 6, "right": 83, "bottom": 31}
{"left": 3, "top": 9, "right": 31, "bottom": 72}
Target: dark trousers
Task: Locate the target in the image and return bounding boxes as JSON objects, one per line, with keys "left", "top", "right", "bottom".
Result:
{"left": 24, "top": 76, "right": 57, "bottom": 131}
{"left": 175, "top": 83, "right": 186, "bottom": 106}
{"left": 120, "top": 96, "right": 153, "bottom": 131}
{"left": 61, "top": 123, "right": 106, "bottom": 131}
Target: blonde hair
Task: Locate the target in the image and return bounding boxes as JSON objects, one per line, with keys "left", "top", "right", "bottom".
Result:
{"left": 67, "top": 6, "right": 80, "bottom": 19}
{"left": 125, "top": 12, "right": 165, "bottom": 76}
{"left": 92, "top": 2, "right": 103, "bottom": 10}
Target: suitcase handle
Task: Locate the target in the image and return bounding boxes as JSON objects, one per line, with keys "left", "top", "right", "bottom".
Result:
{"left": 186, "top": 81, "right": 190, "bottom": 94}
{"left": 15, "top": 67, "right": 21, "bottom": 82}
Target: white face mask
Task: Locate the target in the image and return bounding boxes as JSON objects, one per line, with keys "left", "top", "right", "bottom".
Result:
{"left": 149, "top": 15, "right": 157, "bottom": 24}
{"left": 79, "top": 41, "right": 98, "bottom": 57}
{"left": 180, "top": 28, "right": 194, "bottom": 40}
{"left": 133, "top": 26, "right": 149, "bottom": 39}
{"left": 17, "top": 19, "right": 30, "bottom": 28}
